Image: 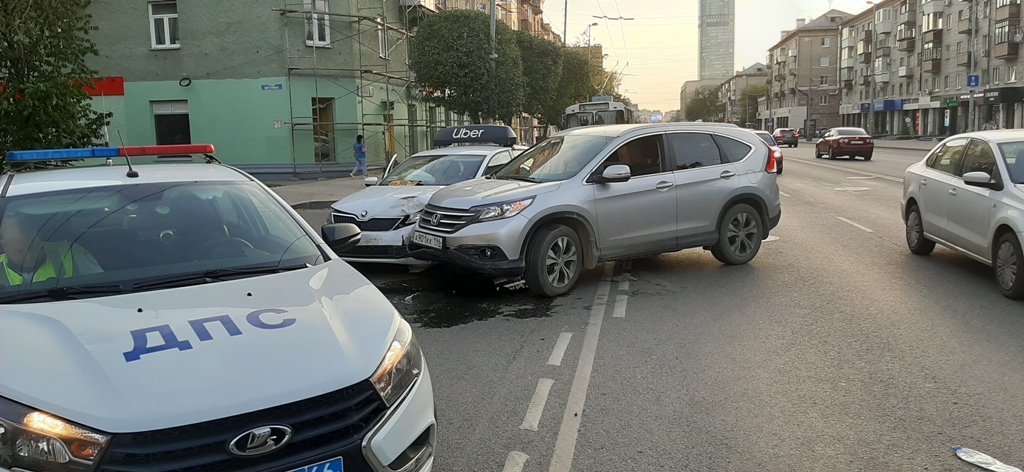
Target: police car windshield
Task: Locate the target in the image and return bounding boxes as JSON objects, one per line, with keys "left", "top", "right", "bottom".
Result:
{"left": 0, "top": 181, "right": 323, "bottom": 302}
{"left": 381, "top": 154, "right": 487, "bottom": 186}
{"left": 493, "top": 136, "right": 613, "bottom": 183}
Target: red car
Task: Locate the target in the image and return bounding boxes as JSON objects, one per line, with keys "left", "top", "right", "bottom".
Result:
{"left": 814, "top": 127, "right": 874, "bottom": 160}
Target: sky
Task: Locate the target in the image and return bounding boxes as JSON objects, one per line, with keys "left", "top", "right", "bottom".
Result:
{"left": 542, "top": 0, "right": 877, "bottom": 112}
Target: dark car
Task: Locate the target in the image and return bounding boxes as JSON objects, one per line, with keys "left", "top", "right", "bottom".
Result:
{"left": 814, "top": 127, "right": 874, "bottom": 160}
{"left": 773, "top": 128, "right": 799, "bottom": 147}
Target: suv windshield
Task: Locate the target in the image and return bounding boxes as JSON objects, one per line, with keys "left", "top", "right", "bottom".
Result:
{"left": 493, "top": 135, "right": 613, "bottom": 183}
{"left": 997, "top": 141, "right": 1024, "bottom": 184}
{"left": 0, "top": 181, "right": 323, "bottom": 303}
{"left": 381, "top": 154, "right": 486, "bottom": 186}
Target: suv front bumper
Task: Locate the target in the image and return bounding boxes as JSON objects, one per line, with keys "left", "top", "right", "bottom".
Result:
{"left": 408, "top": 215, "right": 530, "bottom": 278}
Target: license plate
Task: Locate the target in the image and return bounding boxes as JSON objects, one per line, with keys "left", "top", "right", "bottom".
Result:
{"left": 850, "top": 140, "right": 863, "bottom": 144}
{"left": 413, "top": 231, "right": 443, "bottom": 249}
{"left": 288, "top": 457, "right": 343, "bottom": 472}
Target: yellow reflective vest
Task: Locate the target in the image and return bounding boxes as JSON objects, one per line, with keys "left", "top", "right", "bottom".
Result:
{"left": 0, "top": 243, "right": 75, "bottom": 286}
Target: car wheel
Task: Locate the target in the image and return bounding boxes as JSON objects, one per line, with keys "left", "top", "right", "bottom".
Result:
{"left": 525, "top": 225, "right": 582, "bottom": 297}
{"left": 711, "top": 204, "right": 763, "bottom": 265}
{"left": 794, "top": 142, "right": 798, "bottom": 148}
{"left": 828, "top": 147, "right": 836, "bottom": 159}
{"left": 994, "top": 232, "right": 1024, "bottom": 300}
{"left": 864, "top": 153, "right": 873, "bottom": 161}
{"left": 905, "top": 205, "right": 935, "bottom": 255}
{"left": 814, "top": 147, "right": 822, "bottom": 158}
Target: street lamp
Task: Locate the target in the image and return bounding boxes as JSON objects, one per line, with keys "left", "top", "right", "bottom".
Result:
{"left": 586, "top": 22, "right": 599, "bottom": 68}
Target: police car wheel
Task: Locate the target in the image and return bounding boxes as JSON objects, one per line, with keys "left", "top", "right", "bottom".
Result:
{"left": 525, "top": 225, "right": 582, "bottom": 297}
{"left": 195, "top": 237, "right": 255, "bottom": 259}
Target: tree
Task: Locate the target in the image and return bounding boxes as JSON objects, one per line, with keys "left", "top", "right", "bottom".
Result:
{"left": 685, "top": 88, "right": 725, "bottom": 122}
{"left": 0, "top": 0, "right": 110, "bottom": 164}
{"left": 515, "top": 30, "right": 562, "bottom": 124}
{"left": 739, "top": 83, "right": 768, "bottom": 126}
{"left": 410, "top": 9, "right": 524, "bottom": 124}
{"left": 538, "top": 48, "right": 593, "bottom": 127}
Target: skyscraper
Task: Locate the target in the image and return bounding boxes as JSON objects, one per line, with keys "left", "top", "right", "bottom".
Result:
{"left": 698, "top": 0, "right": 735, "bottom": 80}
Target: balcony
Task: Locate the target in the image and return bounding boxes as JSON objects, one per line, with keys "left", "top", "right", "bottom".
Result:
{"left": 876, "top": 20, "right": 893, "bottom": 34}
{"left": 861, "top": 29, "right": 873, "bottom": 41}
{"left": 877, "top": 46, "right": 892, "bottom": 57}
{"left": 923, "top": 58, "right": 942, "bottom": 73}
{"left": 897, "top": 28, "right": 917, "bottom": 41}
{"left": 923, "top": 29, "right": 943, "bottom": 44}
{"left": 859, "top": 52, "right": 873, "bottom": 63}
{"left": 898, "top": 38, "right": 916, "bottom": 51}
{"left": 842, "top": 36, "right": 858, "bottom": 48}
{"left": 774, "top": 72, "right": 786, "bottom": 81}
{"left": 996, "top": 41, "right": 1020, "bottom": 58}
{"left": 957, "top": 51, "right": 972, "bottom": 66}
{"left": 841, "top": 57, "right": 856, "bottom": 69}
{"left": 860, "top": 75, "right": 872, "bottom": 86}
{"left": 789, "top": 68, "right": 798, "bottom": 76}
{"left": 996, "top": 3, "right": 1021, "bottom": 22}
{"left": 875, "top": 72, "right": 891, "bottom": 83}
{"left": 899, "top": 9, "right": 917, "bottom": 25}
{"left": 922, "top": 0, "right": 945, "bottom": 15}
{"left": 898, "top": 66, "right": 915, "bottom": 77}
{"left": 958, "top": 18, "right": 974, "bottom": 34}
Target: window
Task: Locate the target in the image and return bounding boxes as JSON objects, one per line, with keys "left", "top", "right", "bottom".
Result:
{"left": 820, "top": 56, "right": 830, "bottom": 67}
{"left": 821, "top": 37, "right": 831, "bottom": 47}
{"left": 956, "top": 41, "right": 964, "bottom": 54}
{"left": 961, "top": 139, "right": 998, "bottom": 177}
{"left": 946, "top": 14, "right": 952, "bottom": 29}
{"left": 944, "top": 75, "right": 950, "bottom": 90}
{"left": 820, "top": 75, "right": 830, "bottom": 86}
{"left": 956, "top": 73, "right": 962, "bottom": 89}
{"left": 305, "top": 0, "right": 330, "bottom": 47}
{"left": 667, "top": 133, "right": 722, "bottom": 170}
{"left": 994, "top": 67, "right": 1002, "bottom": 84}
{"left": 711, "top": 135, "right": 752, "bottom": 163}
{"left": 995, "top": 22, "right": 1011, "bottom": 44}
{"left": 927, "top": 138, "right": 968, "bottom": 174}
{"left": 152, "top": 101, "right": 191, "bottom": 145}
{"left": 819, "top": 95, "right": 829, "bottom": 105}
{"left": 998, "top": 0, "right": 1022, "bottom": 7}
{"left": 605, "top": 135, "right": 666, "bottom": 176}
{"left": 483, "top": 151, "right": 513, "bottom": 175}
{"left": 1009, "top": 65, "right": 1018, "bottom": 83}
{"left": 149, "top": 2, "right": 179, "bottom": 49}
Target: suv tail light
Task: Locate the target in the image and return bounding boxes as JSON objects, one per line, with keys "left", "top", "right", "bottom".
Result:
{"left": 765, "top": 150, "right": 778, "bottom": 174}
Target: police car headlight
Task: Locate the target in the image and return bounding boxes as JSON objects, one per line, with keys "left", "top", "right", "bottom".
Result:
{"left": 475, "top": 198, "right": 533, "bottom": 222}
{"left": 370, "top": 318, "right": 423, "bottom": 407}
{"left": 0, "top": 396, "right": 110, "bottom": 471}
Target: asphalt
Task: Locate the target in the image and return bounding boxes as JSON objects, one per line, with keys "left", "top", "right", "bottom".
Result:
{"left": 266, "top": 139, "right": 940, "bottom": 210}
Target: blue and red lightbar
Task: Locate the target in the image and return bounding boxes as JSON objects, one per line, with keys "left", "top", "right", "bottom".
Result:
{"left": 6, "top": 144, "right": 216, "bottom": 162}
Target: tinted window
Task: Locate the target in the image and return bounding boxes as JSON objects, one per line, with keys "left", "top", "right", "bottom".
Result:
{"left": 754, "top": 133, "right": 776, "bottom": 147}
{"left": 495, "top": 135, "right": 613, "bottom": 183}
{"left": 713, "top": 135, "right": 752, "bottom": 163}
{"left": 667, "top": 133, "right": 722, "bottom": 170}
{"left": 602, "top": 135, "right": 667, "bottom": 177}
{"left": 961, "top": 139, "right": 998, "bottom": 177}
{"left": 836, "top": 128, "right": 869, "bottom": 136}
{"left": 997, "top": 141, "right": 1024, "bottom": 184}
{"left": 927, "top": 138, "right": 968, "bottom": 174}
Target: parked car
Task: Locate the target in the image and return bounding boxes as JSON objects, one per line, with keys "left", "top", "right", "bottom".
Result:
{"left": 902, "top": 130, "right": 1024, "bottom": 299}
{"left": 329, "top": 125, "right": 525, "bottom": 266}
{"left": 752, "top": 129, "right": 784, "bottom": 175}
{"left": 815, "top": 127, "right": 874, "bottom": 160}
{"left": 773, "top": 128, "right": 799, "bottom": 147}
{"left": 408, "top": 123, "right": 782, "bottom": 296}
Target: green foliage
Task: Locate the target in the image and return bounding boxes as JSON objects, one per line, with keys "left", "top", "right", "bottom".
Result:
{"left": 538, "top": 48, "right": 594, "bottom": 127}
{"left": 739, "top": 83, "right": 768, "bottom": 125}
{"left": 685, "top": 88, "right": 725, "bottom": 122}
{"left": 410, "top": 9, "right": 524, "bottom": 123}
{"left": 0, "top": 0, "right": 111, "bottom": 165}
{"left": 515, "top": 30, "right": 562, "bottom": 123}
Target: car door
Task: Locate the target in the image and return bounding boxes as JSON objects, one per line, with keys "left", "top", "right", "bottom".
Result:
{"left": 592, "top": 133, "right": 677, "bottom": 258}
{"left": 945, "top": 138, "right": 999, "bottom": 257}
{"left": 665, "top": 132, "right": 743, "bottom": 244}
{"left": 816, "top": 130, "right": 833, "bottom": 154}
{"left": 916, "top": 137, "right": 969, "bottom": 242}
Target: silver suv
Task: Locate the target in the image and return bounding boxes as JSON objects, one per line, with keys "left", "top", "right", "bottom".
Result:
{"left": 408, "top": 123, "right": 782, "bottom": 296}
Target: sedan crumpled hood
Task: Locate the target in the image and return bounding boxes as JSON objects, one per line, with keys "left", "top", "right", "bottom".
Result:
{"left": 0, "top": 260, "right": 398, "bottom": 433}
{"left": 331, "top": 185, "right": 445, "bottom": 218}
{"left": 427, "top": 178, "right": 561, "bottom": 209}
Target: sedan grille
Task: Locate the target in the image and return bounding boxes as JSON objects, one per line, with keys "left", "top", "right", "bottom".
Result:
{"left": 332, "top": 213, "right": 403, "bottom": 232}
{"left": 418, "top": 205, "right": 478, "bottom": 234}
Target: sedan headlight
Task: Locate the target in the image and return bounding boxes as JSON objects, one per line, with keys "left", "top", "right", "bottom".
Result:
{"left": 399, "top": 212, "right": 421, "bottom": 227}
{"left": 475, "top": 198, "right": 534, "bottom": 222}
{"left": 0, "top": 396, "right": 110, "bottom": 471}
{"left": 370, "top": 318, "right": 423, "bottom": 406}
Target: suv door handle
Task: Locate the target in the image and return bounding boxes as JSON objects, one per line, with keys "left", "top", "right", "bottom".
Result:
{"left": 949, "top": 189, "right": 957, "bottom": 196}
{"left": 720, "top": 171, "right": 737, "bottom": 179}
{"left": 655, "top": 181, "right": 674, "bottom": 190}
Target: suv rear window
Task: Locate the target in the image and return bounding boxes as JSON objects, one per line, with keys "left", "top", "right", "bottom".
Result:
{"left": 713, "top": 135, "right": 753, "bottom": 163}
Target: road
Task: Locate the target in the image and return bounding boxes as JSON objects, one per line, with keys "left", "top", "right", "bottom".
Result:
{"left": 300, "top": 145, "right": 1024, "bottom": 471}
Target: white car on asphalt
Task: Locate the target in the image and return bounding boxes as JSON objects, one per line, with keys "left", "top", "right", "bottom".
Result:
{"left": 902, "top": 130, "right": 1024, "bottom": 299}
{"left": 0, "top": 145, "right": 435, "bottom": 471}
{"left": 329, "top": 125, "right": 524, "bottom": 266}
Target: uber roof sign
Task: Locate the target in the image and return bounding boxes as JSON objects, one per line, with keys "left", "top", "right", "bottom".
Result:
{"left": 434, "top": 125, "right": 517, "bottom": 147}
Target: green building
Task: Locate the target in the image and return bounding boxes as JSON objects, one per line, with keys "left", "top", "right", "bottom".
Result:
{"left": 86, "top": 0, "right": 469, "bottom": 179}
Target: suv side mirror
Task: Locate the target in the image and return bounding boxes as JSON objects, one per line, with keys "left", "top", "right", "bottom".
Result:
{"left": 963, "top": 171, "right": 1003, "bottom": 190}
{"left": 364, "top": 177, "right": 379, "bottom": 187}
{"left": 321, "top": 223, "right": 362, "bottom": 252}
{"left": 594, "top": 164, "right": 632, "bottom": 184}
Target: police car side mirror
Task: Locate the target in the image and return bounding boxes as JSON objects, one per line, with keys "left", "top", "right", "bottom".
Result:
{"left": 321, "top": 223, "right": 362, "bottom": 253}
{"left": 365, "top": 177, "right": 379, "bottom": 187}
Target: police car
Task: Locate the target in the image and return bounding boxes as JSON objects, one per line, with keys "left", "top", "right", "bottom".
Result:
{"left": 329, "top": 125, "right": 525, "bottom": 266}
{"left": 0, "top": 145, "right": 435, "bottom": 472}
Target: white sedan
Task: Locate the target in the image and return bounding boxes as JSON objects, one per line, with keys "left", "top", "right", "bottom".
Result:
{"left": 902, "top": 130, "right": 1024, "bottom": 299}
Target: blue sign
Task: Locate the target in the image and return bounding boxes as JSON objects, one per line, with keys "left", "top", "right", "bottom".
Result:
{"left": 262, "top": 84, "right": 283, "bottom": 91}
{"left": 968, "top": 75, "right": 980, "bottom": 88}
{"left": 859, "top": 103, "right": 871, "bottom": 113}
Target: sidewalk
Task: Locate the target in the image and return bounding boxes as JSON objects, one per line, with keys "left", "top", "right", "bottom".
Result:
{"left": 267, "top": 175, "right": 377, "bottom": 209}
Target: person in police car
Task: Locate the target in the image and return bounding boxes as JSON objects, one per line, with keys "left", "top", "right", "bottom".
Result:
{"left": 0, "top": 210, "right": 102, "bottom": 286}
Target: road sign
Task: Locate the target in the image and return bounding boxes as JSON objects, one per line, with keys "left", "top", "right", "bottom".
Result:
{"left": 968, "top": 75, "right": 980, "bottom": 89}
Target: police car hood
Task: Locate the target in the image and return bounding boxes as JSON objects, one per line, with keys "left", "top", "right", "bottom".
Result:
{"left": 427, "top": 178, "right": 561, "bottom": 209}
{"left": 330, "top": 185, "right": 443, "bottom": 218}
{"left": 0, "top": 260, "right": 399, "bottom": 433}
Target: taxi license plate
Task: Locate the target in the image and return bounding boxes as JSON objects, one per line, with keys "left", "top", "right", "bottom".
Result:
{"left": 288, "top": 457, "right": 342, "bottom": 472}
{"left": 850, "top": 140, "right": 863, "bottom": 144}
{"left": 413, "top": 231, "right": 443, "bottom": 250}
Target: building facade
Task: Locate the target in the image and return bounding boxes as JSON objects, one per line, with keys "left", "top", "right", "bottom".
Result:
{"left": 698, "top": 0, "right": 736, "bottom": 80}
{"left": 761, "top": 11, "right": 852, "bottom": 133}
{"left": 718, "top": 63, "right": 769, "bottom": 126}
{"left": 680, "top": 79, "right": 726, "bottom": 118}
{"left": 840, "top": 0, "right": 1024, "bottom": 137}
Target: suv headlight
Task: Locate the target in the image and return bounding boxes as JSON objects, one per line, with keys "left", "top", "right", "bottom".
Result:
{"left": 474, "top": 198, "right": 533, "bottom": 222}
{"left": 370, "top": 318, "right": 423, "bottom": 406}
{"left": 0, "top": 396, "right": 110, "bottom": 471}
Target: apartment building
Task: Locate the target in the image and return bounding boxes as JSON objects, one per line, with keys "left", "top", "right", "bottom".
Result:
{"left": 841, "top": 0, "right": 1024, "bottom": 136}
{"left": 761, "top": 10, "right": 852, "bottom": 133}
{"left": 718, "top": 63, "right": 769, "bottom": 126}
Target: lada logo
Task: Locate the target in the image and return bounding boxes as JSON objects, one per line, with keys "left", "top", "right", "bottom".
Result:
{"left": 228, "top": 425, "right": 292, "bottom": 457}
